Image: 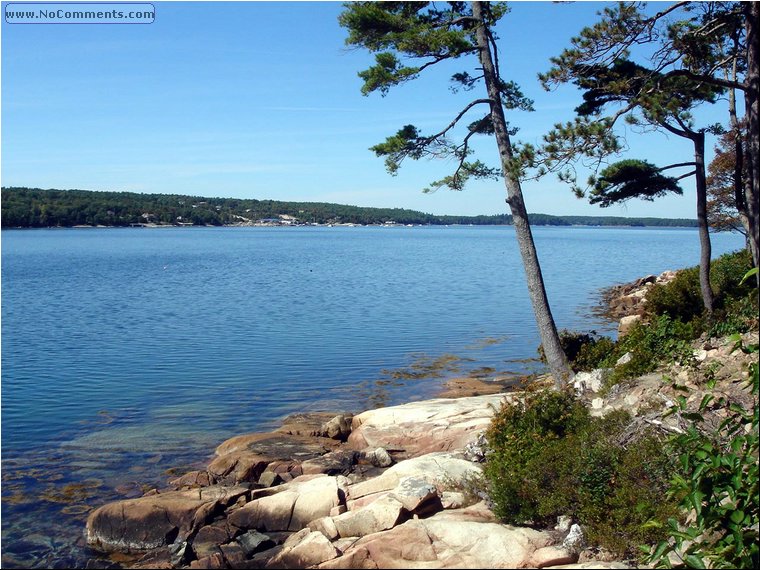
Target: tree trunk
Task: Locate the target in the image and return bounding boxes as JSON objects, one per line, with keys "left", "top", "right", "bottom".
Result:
{"left": 472, "top": 1, "right": 572, "bottom": 389}
{"left": 743, "top": 2, "right": 760, "bottom": 282}
{"left": 727, "top": 71, "right": 757, "bottom": 266}
{"left": 694, "top": 132, "right": 716, "bottom": 314}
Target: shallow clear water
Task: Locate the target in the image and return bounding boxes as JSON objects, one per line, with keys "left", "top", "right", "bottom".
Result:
{"left": 0, "top": 225, "right": 745, "bottom": 567}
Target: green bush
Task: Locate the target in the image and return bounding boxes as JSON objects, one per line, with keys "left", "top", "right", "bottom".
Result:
{"left": 484, "top": 389, "right": 677, "bottom": 558}
{"left": 646, "top": 266, "right": 703, "bottom": 323}
{"left": 573, "top": 335, "right": 617, "bottom": 371}
{"left": 710, "top": 248, "right": 754, "bottom": 300}
{"left": 645, "top": 249, "right": 756, "bottom": 334}
{"left": 539, "top": 330, "right": 617, "bottom": 372}
{"left": 608, "top": 315, "right": 698, "bottom": 384}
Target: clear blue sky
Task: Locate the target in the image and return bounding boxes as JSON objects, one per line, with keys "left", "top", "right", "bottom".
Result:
{"left": 1, "top": 1, "right": 731, "bottom": 218}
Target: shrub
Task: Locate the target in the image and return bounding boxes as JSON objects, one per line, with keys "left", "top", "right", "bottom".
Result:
{"left": 645, "top": 249, "right": 756, "bottom": 333}
{"left": 573, "top": 335, "right": 617, "bottom": 371}
{"left": 608, "top": 315, "right": 698, "bottom": 384}
{"left": 538, "top": 330, "right": 617, "bottom": 372}
{"left": 646, "top": 266, "right": 703, "bottom": 324}
{"left": 484, "top": 389, "right": 677, "bottom": 558}
{"left": 710, "top": 248, "right": 754, "bottom": 300}
{"left": 485, "top": 389, "right": 591, "bottom": 524}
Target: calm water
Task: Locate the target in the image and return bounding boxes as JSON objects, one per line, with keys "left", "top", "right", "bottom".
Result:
{"left": 0, "top": 225, "right": 745, "bottom": 567}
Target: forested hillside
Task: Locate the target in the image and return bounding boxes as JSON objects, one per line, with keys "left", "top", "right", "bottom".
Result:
{"left": 1, "top": 187, "right": 697, "bottom": 228}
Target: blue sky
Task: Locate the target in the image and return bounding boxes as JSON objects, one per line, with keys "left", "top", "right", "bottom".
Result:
{"left": 1, "top": 1, "right": 733, "bottom": 218}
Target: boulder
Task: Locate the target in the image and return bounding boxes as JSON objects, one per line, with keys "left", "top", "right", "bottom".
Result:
{"left": 218, "top": 542, "right": 246, "bottom": 567}
{"left": 615, "top": 352, "right": 633, "bottom": 366}
{"left": 332, "top": 495, "right": 406, "bottom": 538}
{"left": 230, "top": 491, "right": 298, "bottom": 532}
{"left": 531, "top": 545, "right": 578, "bottom": 568}
{"left": 563, "top": 524, "right": 585, "bottom": 552}
{"left": 462, "top": 433, "right": 489, "bottom": 462}
{"left": 347, "top": 452, "right": 482, "bottom": 501}
{"left": 258, "top": 471, "right": 285, "bottom": 488}
{"left": 348, "top": 393, "right": 515, "bottom": 457}
{"left": 290, "top": 476, "right": 342, "bottom": 530}
{"left": 228, "top": 475, "right": 340, "bottom": 532}
{"left": 169, "top": 470, "right": 215, "bottom": 489}
{"left": 321, "top": 415, "right": 353, "bottom": 441}
{"left": 363, "top": 447, "right": 394, "bottom": 468}
{"left": 301, "top": 450, "right": 358, "bottom": 476}
{"left": 321, "top": 515, "right": 553, "bottom": 569}
{"left": 265, "top": 529, "right": 339, "bottom": 569}
{"left": 236, "top": 530, "right": 276, "bottom": 556}
{"left": 189, "top": 553, "right": 225, "bottom": 569}
{"left": 440, "top": 491, "right": 465, "bottom": 510}
{"left": 191, "top": 524, "right": 232, "bottom": 559}
{"left": 308, "top": 516, "right": 340, "bottom": 541}
{"left": 618, "top": 315, "right": 642, "bottom": 336}
{"left": 389, "top": 477, "right": 438, "bottom": 512}
{"left": 86, "top": 486, "right": 248, "bottom": 552}
{"left": 346, "top": 490, "right": 389, "bottom": 512}
{"left": 572, "top": 370, "right": 609, "bottom": 394}
{"left": 276, "top": 412, "right": 353, "bottom": 440}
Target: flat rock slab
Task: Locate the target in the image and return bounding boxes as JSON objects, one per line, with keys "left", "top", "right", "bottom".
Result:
{"left": 347, "top": 452, "right": 482, "bottom": 500}
{"left": 276, "top": 412, "right": 354, "bottom": 440}
{"left": 228, "top": 475, "right": 340, "bottom": 532}
{"left": 215, "top": 433, "right": 337, "bottom": 459}
{"left": 209, "top": 433, "right": 338, "bottom": 483}
{"left": 86, "top": 486, "right": 248, "bottom": 552}
{"left": 348, "top": 393, "right": 516, "bottom": 457}
{"left": 320, "top": 514, "right": 555, "bottom": 569}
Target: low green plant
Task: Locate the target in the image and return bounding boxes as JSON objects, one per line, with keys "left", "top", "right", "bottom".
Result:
{"left": 609, "top": 314, "right": 697, "bottom": 383}
{"left": 484, "top": 389, "right": 677, "bottom": 558}
{"left": 538, "top": 330, "right": 617, "bottom": 372}
{"left": 645, "top": 249, "right": 756, "bottom": 336}
{"left": 644, "top": 337, "right": 759, "bottom": 569}
{"left": 646, "top": 266, "right": 703, "bottom": 323}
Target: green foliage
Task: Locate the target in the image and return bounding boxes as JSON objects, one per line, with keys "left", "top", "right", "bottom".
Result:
{"left": 610, "top": 315, "right": 697, "bottom": 384}
{"left": 539, "top": 251, "right": 756, "bottom": 390}
{"left": 646, "top": 267, "right": 704, "bottom": 323}
{"left": 645, "top": 339, "right": 759, "bottom": 569}
{"left": 484, "top": 389, "right": 677, "bottom": 557}
{"left": 589, "top": 159, "right": 683, "bottom": 208}
{"left": 646, "top": 249, "right": 758, "bottom": 335}
{"left": 339, "top": 2, "right": 525, "bottom": 194}
{"left": 484, "top": 389, "right": 591, "bottom": 523}
{"left": 538, "top": 330, "right": 616, "bottom": 373}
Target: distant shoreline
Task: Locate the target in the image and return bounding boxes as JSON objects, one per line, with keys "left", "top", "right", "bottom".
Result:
{"left": 1, "top": 222, "right": 703, "bottom": 230}
{"left": 2, "top": 186, "right": 699, "bottom": 229}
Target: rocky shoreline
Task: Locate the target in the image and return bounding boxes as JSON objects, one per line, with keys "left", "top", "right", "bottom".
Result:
{"left": 85, "top": 388, "right": 608, "bottom": 570}
{"left": 595, "top": 270, "right": 677, "bottom": 335}
{"left": 81, "top": 272, "right": 757, "bottom": 570}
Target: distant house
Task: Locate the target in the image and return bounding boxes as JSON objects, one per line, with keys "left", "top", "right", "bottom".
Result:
{"left": 278, "top": 214, "right": 298, "bottom": 225}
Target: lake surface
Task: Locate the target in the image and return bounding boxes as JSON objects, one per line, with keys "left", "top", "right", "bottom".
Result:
{"left": 0, "top": 225, "right": 745, "bottom": 567}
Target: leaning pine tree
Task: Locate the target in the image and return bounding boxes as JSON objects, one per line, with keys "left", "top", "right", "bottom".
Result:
{"left": 339, "top": 2, "right": 573, "bottom": 388}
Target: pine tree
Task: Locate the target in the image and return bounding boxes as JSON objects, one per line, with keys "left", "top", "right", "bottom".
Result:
{"left": 339, "top": 2, "right": 573, "bottom": 388}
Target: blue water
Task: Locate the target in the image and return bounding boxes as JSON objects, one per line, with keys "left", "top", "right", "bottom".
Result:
{"left": 0, "top": 225, "right": 745, "bottom": 567}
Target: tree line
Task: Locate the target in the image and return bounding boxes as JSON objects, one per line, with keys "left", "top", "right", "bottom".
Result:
{"left": 0, "top": 187, "right": 698, "bottom": 229}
